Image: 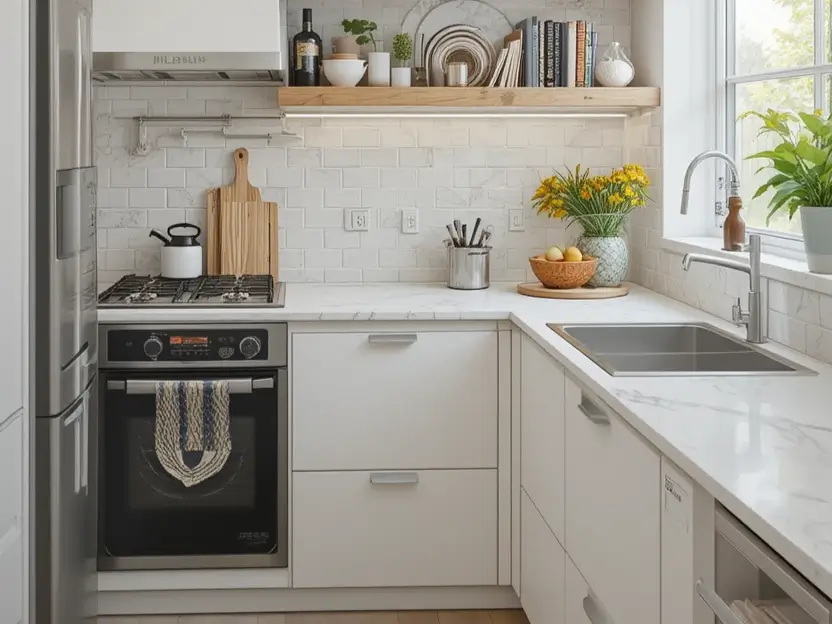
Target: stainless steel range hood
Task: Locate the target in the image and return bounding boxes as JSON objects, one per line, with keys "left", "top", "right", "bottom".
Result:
{"left": 93, "top": 52, "right": 285, "bottom": 83}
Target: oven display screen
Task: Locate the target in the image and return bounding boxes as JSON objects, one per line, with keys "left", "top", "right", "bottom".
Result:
{"left": 169, "top": 336, "right": 209, "bottom": 346}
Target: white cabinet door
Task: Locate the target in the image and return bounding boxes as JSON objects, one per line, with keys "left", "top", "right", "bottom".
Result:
{"left": 293, "top": 469, "right": 498, "bottom": 588}
{"left": 520, "top": 489, "right": 565, "bottom": 624}
{"left": 0, "top": 416, "right": 22, "bottom": 550}
{"left": 520, "top": 334, "right": 565, "bottom": 542}
{"left": 565, "top": 377, "right": 661, "bottom": 624}
{"left": 93, "top": 0, "right": 282, "bottom": 52}
{"left": 0, "top": 531, "right": 23, "bottom": 624}
{"left": 293, "top": 331, "right": 498, "bottom": 471}
{"left": 565, "top": 556, "right": 592, "bottom": 624}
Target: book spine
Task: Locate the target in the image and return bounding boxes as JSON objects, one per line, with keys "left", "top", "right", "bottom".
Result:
{"left": 566, "top": 21, "right": 577, "bottom": 88}
{"left": 545, "top": 21, "right": 555, "bottom": 87}
{"left": 590, "top": 31, "right": 598, "bottom": 87}
{"left": 557, "top": 23, "right": 566, "bottom": 87}
{"left": 584, "top": 23, "right": 592, "bottom": 87}
{"left": 576, "top": 21, "right": 586, "bottom": 88}
{"left": 532, "top": 16, "right": 540, "bottom": 88}
{"left": 538, "top": 18, "right": 545, "bottom": 87}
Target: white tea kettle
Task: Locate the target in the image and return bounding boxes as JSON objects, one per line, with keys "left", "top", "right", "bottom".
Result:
{"left": 149, "top": 223, "right": 203, "bottom": 279}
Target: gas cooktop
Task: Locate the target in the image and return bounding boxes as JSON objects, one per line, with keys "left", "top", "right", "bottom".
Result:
{"left": 98, "top": 274, "right": 286, "bottom": 308}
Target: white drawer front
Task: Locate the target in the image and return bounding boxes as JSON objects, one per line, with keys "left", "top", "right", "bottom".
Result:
{"left": 293, "top": 331, "right": 498, "bottom": 471}
{"left": 0, "top": 416, "right": 22, "bottom": 540}
{"left": 0, "top": 529, "right": 23, "bottom": 624}
{"left": 293, "top": 469, "right": 498, "bottom": 588}
{"left": 565, "top": 378, "right": 661, "bottom": 624}
{"left": 520, "top": 489, "right": 565, "bottom": 624}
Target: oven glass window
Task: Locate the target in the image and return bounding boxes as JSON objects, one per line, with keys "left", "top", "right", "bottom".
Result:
{"left": 100, "top": 371, "right": 280, "bottom": 560}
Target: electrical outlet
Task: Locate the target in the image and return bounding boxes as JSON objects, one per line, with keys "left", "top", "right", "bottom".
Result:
{"left": 509, "top": 208, "right": 525, "bottom": 232}
{"left": 401, "top": 208, "right": 419, "bottom": 234}
{"left": 345, "top": 208, "right": 370, "bottom": 232}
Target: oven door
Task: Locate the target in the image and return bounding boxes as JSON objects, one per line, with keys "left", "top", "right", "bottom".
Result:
{"left": 98, "top": 368, "right": 287, "bottom": 570}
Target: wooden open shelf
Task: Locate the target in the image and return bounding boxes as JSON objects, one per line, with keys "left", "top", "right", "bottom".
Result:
{"left": 278, "top": 87, "right": 660, "bottom": 115}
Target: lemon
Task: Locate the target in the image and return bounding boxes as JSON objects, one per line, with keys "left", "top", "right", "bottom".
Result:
{"left": 563, "top": 247, "right": 583, "bottom": 262}
{"left": 544, "top": 246, "right": 564, "bottom": 262}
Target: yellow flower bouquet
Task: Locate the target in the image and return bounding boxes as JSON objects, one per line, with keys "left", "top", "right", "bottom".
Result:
{"left": 532, "top": 164, "right": 650, "bottom": 237}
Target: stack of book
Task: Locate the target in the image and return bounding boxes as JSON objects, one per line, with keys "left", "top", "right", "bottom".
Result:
{"left": 489, "top": 18, "right": 599, "bottom": 88}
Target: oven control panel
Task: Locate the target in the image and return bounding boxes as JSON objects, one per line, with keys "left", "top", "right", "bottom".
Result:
{"left": 106, "top": 328, "right": 270, "bottom": 363}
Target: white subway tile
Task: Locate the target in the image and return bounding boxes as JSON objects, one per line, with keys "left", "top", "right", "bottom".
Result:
{"left": 167, "top": 188, "right": 203, "bottom": 208}
{"left": 325, "top": 230, "right": 361, "bottom": 249}
{"left": 417, "top": 125, "right": 469, "bottom": 147}
{"left": 186, "top": 168, "right": 224, "bottom": 188}
{"left": 167, "top": 99, "right": 208, "bottom": 116}
{"left": 807, "top": 325, "right": 832, "bottom": 365}
{"left": 147, "top": 209, "right": 186, "bottom": 229}
{"left": 110, "top": 168, "right": 147, "bottom": 188}
{"left": 342, "top": 127, "right": 381, "bottom": 147}
{"left": 362, "top": 268, "right": 399, "bottom": 282}
{"left": 278, "top": 207, "right": 304, "bottom": 229}
{"left": 129, "top": 86, "right": 188, "bottom": 99}
{"left": 470, "top": 169, "right": 507, "bottom": 188}
{"left": 343, "top": 168, "right": 380, "bottom": 188}
{"left": 325, "top": 188, "right": 362, "bottom": 207}
{"left": 305, "top": 209, "right": 344, "bottom": 228}
{"left": 361, "top": 188, "right": 398, "bottom": 209}
{"left": 304, "top": 127, "right": 343, "bottom": 148}
{"left": 416, "top": 248, "right": 447, "bottom": 268}
{"left": 397, "top": 188, "right": 435, "bottom": 208}
{"left": 305, "top": 168, "right": 342, "bottom": 189}
{"left": 417, "top": 168, "right": 453, "bottom": 188}
{"left": 820, "top": 294, "right": 832, "bottom": 330}
{"left": 343, "top": 249, "right": 379, "bottom": 268}
{"left": 288, "top": 148, "right": 322, "bottom": 168}
{"left": 98, "top": 209, "right": 146, "bottom": 229}
{"left": 287, "top": 188, "right": 324, "bottom": 208}
{"left": 360, "top": 228, "right": 399, "bottom": 249}
{"left": 185, "top": 133, "right": 228, "bottom": 148}
{"left": 305, "top": 249, "right": 343, "bottom": 269}
{"left": 566, "top": 126, "right": 604, "bottom": 147}
{"left": 398, "top": 268, "right": 445, "bottom": 282}
{"left": 361, "top": 148, "right": 399, "bottom": 167}
{"left": 286, "top": 228, "right": 324, "bottom": 249}
{"left": 379, "top": 249, "right": 417, "bottom": 268}
{"left": 129, "top": 188, "right": 166, "bottom": 207}
{"left": 436, "top": 188, "right": 470, "bottom": 207}
{"left": 279, "top": 249, "right": 304, "bottom": 269}
{"left": 323, "top": 148, "right": 362, "bottom": 168}
{"left": 280, "top": 269, "right": 325, "bottom": 283}
{"left": 381, "top": 168, "right": 417, "bottom": 188}
{"left": 380, "top": 126, "right": 417, "bottom": 148}
{"left": 769, "top": 281, "right": 821, "bottom": 325}
{"left": 148, "top": 168, "right": 186, "bottom": 188}
{"left": 399, "top": 148, "right": 433, "bottom": 167}
{"left": 134, "top": 249, "right": 161, "bottom": 272}
{"left": 97, "top": 188, "right": 128, "bottom": 208}
{"left": 267, "top": 167, "right": 303, "bottom": 187}
{"left": 112, "top": 100, "right": 147, "bottom": 115}
{"left": 167, "top": 148, "right": 206, "bottom": 168}
{"left": 470, "top": 126, "right": 508, "bottom": 147}
{"left": 768, "top": 310, "right": 808, "bottom": 353}
{"left": 451, "top": 147, "right": 488, "bottom": 167}
{"left": 324, "top": 269, "right": 363, "bottom": 283}
{"left": 106, "top": 250, "right": 135, "bottom": 271}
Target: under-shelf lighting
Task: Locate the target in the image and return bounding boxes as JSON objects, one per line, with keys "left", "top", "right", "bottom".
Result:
{"left": 282, "top": 111, "right": 630, "bottom": 119}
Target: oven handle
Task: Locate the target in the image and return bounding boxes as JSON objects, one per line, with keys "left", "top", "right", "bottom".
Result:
{"left": 106, "top": 378, "right": 274, "bottom": 394}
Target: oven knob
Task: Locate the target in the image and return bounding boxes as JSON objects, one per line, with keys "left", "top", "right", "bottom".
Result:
{"left": 143, "top": 337, "right": 163, "bottom": 359}
{"left": 239, "top": 336, "right": 261, "bottom": 359}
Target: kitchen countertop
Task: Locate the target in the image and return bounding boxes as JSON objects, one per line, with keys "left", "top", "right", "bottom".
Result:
{"left": 100, "top": 282, "right": 832, "bottom": 598}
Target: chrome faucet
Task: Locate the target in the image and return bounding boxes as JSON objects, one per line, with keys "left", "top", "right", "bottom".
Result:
{"left": 682, "top": 234, "right": 766, "bottom": 344}
{"left": 680, "top": 150, "right": 741, "bottom": 215}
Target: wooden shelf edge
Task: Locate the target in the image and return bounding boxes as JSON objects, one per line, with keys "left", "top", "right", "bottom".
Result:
{"left": 277, "top": 86, "right": 661, "bottom": 111}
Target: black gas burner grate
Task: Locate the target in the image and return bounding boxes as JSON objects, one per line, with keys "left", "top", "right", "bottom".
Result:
{"left": 98, "top": 274, "right": 281, "bottom": 307}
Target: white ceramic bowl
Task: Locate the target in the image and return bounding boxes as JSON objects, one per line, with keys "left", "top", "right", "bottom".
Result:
{"left": 323, "top": 59, "right": 368, "bottom": 87}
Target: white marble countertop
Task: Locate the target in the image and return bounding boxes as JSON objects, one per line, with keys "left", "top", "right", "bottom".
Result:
{"left": 100, "top": 283, "right": 832, "bottom": 598}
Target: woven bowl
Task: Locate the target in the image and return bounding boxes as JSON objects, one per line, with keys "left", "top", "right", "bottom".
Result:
{"left": 529, "top": 255, "right": 597, "bottom": 289}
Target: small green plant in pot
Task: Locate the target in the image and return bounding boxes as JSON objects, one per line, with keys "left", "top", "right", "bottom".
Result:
{"left": 391, "top": 33, "right": 413, "bottom": 87}
{"left": 741, "top": 108, "right": 832, "bottom": 273}
{"left": 533, "top": 164, "right": 650, "bottom": 286}
{"left": 343, "top": 18, "right": 389, "bottom": 86}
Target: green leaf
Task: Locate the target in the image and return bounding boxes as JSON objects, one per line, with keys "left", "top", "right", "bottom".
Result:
{"left": 798, "top": 112, "right": 831, "bottom": 138}
{"left": 795, "top": 139, "right": 827, "bottom": 166}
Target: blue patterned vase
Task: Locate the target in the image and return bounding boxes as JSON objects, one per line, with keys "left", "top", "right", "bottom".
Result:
{"left": 578, "top": 236, "right": 628, "bottom": 287}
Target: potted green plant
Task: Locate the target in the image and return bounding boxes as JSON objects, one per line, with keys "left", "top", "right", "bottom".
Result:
{"left": 391, "top": 33, "right": 413, "bottom": 87}
{"left": 741, "top": 108, "right": 832, "bottom": 273}
{"left": 342, "top": 19, "right": 388, "bottom": 86}
{"left": 533, "top": 164, "right": 650, "bottom": 286}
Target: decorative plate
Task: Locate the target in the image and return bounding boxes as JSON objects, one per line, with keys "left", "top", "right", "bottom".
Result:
{"left": 424, "top": 25, "right": 495, "bottom": 86}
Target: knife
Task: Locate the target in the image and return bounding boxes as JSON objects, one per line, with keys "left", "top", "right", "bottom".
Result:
{"left": 468, "top": 218, "right": 482, "bottom": 249}
{"left": 446, "top": 224, "right": 460, "bottom": 247}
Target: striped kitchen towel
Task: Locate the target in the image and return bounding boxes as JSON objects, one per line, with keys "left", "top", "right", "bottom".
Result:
{"left": 154, "top": 380, "right": 231, "bottom": 487}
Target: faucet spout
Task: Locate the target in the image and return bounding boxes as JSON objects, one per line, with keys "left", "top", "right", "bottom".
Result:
{"left": 680, "top": 150, "right": 741, "bottom": 215}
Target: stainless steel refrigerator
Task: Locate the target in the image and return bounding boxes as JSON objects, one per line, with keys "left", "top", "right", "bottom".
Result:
{"left": 31, "top": 0, "right": 98, "bottom": 621}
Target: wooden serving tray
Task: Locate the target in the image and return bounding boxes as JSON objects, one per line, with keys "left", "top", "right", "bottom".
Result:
{"left": 516, "top": 282, "right": 630, "bottom": 300}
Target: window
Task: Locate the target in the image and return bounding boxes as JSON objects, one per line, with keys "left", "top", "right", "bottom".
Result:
{"left": 724, "top": 0, "right": 831, "bottom": 240}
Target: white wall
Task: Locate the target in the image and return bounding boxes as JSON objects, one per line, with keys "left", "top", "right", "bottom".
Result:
{"left": 0, "top": 0, "right": 28, "bottom": 618}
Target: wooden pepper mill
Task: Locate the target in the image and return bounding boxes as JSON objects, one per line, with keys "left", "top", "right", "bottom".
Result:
{"left": 723, "top": 194, "right": 746, "bottom": 251}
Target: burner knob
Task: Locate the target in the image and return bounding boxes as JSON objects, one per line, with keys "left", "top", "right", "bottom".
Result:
{"left": 143, "top": 336, "right": 164, "bottom": 359}
{"left": 239, "top": 336, "right": 261, "bottom": 359}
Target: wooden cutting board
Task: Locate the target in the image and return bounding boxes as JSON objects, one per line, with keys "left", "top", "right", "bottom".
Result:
{"left": 207, "top": 148, "right": 278, "bottom": 279}
{"left": 516, "top": 282, "right": 630, "bottom": 300}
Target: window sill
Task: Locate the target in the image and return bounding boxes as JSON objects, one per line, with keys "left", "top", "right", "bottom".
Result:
{"left": 661, "top": 236, "right": 832, "bottom": 298}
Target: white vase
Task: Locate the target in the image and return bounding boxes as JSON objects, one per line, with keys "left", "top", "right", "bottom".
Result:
{"left": 800, "top": 206, "right": 832, "bottom": 273}
{"left": 595, "top": 42, "right": 635, "bottom": 87}
{"left": 391, "top": 67, "right": 412, "bottom": 87}
{"left": 368, "top": 52, "right": 391, "bottom": 86}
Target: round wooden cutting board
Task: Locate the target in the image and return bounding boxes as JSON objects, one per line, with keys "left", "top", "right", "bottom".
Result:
{"left": 516, "top": 282, "right": 630, "bottom": 300}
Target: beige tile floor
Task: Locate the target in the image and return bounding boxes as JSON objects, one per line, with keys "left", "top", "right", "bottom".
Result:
{"left": 98, "top": 610, "right": 529, "bottom": 624}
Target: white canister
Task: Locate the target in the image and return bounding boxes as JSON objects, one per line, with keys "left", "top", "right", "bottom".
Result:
{"left": 368, "top": 52, "right": 391, "bottom": 86}
{"left": 391, "top": 66, "right": 412, "bottom": 87}
{"left": 150, "top": 223, "right": 204, "bottom": 279}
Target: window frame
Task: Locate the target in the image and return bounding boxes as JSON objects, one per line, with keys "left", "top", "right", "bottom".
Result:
{"left": 719, "top": 0, "right": 830, "bottom": 254}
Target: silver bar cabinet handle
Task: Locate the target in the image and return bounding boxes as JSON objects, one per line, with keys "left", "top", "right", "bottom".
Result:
{"left": 369, "top": 472, "right": 420, "bottom": 485}
{"left": 696, "top": 580, "right": 744, "bottom": 624}
{"left": 583, "top": 593, "right": 613, "bottom": 624}
{"left": 368, "top": 334, "right": 418, "bottom": 345}
{"left": 579, "top": 393, "right": 610, "bottom": 425}
{"left": 107, "top": 378, "right": 274, "bottom": 394}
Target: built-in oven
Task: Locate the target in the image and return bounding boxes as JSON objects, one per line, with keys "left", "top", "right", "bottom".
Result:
{"left": 97, "top": 323, "right": 288, "bottom": 571}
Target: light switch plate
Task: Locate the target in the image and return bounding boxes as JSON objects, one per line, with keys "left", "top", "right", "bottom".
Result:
{"left": 402, "top": 208, "right": 419, "bottom": 234}
{"left": 345, "top": 208, "right": 370, "bottom": 232}
{"left": 509, "top": 208, "right": 525, "bottom": 232}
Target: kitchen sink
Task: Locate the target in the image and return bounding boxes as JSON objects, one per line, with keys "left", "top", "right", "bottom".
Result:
{"left": 548, "top": 323, "right": 815, "bottom": 377}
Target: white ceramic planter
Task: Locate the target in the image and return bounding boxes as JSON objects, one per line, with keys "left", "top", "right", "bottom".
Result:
{"left": 391, "top": 67, "right": 412, "bottom": 87}
{"left": 800, "top": 206, "right": 832, "bottom": 274}
{"left": 368, "top": 52, "right": 391, "bottom": 86}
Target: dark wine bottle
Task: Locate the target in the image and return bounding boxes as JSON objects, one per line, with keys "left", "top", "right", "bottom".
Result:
{"left": 293, "top": 8, "right": 321, "bottom": 86}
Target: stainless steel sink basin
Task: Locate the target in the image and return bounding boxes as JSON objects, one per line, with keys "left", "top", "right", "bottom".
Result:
{"left": 549, "top": 323, "right": 815, "bottom": 377}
